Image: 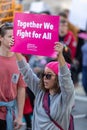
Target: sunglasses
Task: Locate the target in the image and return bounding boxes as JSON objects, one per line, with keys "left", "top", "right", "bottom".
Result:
{"left": 60, "top": 20, "right": 68, "bottom": 24}
{"left": 42, "top": 73, "right": 55, "bottom": 80}
{"left": 0, "top": 22, "right": 13, "bottom": 29}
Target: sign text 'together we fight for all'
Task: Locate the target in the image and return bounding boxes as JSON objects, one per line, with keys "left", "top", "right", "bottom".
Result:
{"left": 17, "top": 20, "right": 54, "bottom": 40}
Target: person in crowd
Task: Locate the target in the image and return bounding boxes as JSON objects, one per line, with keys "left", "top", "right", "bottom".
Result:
{"left": 81, "top": 36, "right": 87, "bottom": 95}
{"left": 58, "top": 11, "right": 79, "bottom": 85}
{"left": 62, "top": 9, "right": 83, "bottom": 86}
{"left": 63, "top": 9, "right": 79, "bottom": 42}
{"left": 74, "top": 31, "right": 85, "bottom": 85}
{"left": 14, "top": 42, "right": 75, "bottom": 130}
{"left": 59, "top": 11, "right": 77, "bottom": 60}
{"left": 0, "top": 22, "right": 26, "bottom": 130}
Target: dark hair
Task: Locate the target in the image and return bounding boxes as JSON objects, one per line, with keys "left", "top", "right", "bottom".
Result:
{"left": 54, "top": 46, "right": 72, "bottom": 64}
{"left": 63, "top": 46, "right": 72, "bottom": 64}
{"left": 30, "top": 11, "right": 51, "bottom": 15}
{"left": 0, "top": 22, "right": 13, "bottom": 37}
{"left": 58, "top": 11, "right": 67, "bottom": 19}
{"left": 0, "top": 22, "right": 13, "bottom": 45}
{"left": 39, "top": 71, "right": 61, "bottom": 94}
{"left": 40, "top": 11, "right": 51, "bottom": 15}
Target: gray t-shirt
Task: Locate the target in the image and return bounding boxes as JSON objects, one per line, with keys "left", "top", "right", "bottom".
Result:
{"left": 17, "top": 60, "right": 75, "bottom": 130}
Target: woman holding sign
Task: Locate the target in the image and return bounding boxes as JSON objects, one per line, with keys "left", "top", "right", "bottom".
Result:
{"left": 14, "top": 42, "right": 75, "bottom": 130}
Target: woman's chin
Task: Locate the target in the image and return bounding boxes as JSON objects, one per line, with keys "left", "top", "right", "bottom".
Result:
{"left": 60, "top": 31, "right": 67, "bottom": 37}
{"left": 44, "top": 85, "right": 50, "bottom": 89}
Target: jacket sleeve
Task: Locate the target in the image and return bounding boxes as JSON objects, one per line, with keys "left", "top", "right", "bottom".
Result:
{"left": 17, "top": 59, "right": 40, "bottom": 96}
{"left": 59, "top": 64, "right": 75, "bottom": 112}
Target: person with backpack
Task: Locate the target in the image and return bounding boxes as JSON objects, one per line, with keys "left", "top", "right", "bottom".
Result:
{"left": 14, "top": 42, "right": 75, "bottom": 130}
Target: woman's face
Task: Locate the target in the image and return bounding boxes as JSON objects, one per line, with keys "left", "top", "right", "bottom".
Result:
{"left": 59, "top": 16, "right": 68, "bottom": 36}
{"left": 43, "top": 67, "right": 57, "bottom": 90}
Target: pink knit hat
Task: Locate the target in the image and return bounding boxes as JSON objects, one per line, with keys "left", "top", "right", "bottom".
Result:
{"left": 46, "top": 61, "right": 70, "bottom": 75}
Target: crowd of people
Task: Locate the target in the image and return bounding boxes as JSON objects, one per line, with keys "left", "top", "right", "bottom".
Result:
{"left": 0, "top": 0, "right": 87, "bottom": 130}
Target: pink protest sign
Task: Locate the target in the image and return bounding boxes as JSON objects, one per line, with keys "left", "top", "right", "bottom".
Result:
{"left": 11, "top": 13, "right": 59, "bottom": 57}
{"left": 78, "top": 33, "right": 87, "bottom": 40}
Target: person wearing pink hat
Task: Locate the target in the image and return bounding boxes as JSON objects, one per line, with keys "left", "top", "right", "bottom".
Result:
{"left": 14, "top": 42, "right": 75, "bottom": 130}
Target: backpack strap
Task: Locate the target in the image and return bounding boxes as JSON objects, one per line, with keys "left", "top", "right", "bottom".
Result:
{"left": 43, "top": 92, "right": 64, "bottom": 130}
{"left": 68, "top": 115, "right": 74, "bottom": 130}
{"left": 43, "top": 92, "right": 74, "bottom": 130}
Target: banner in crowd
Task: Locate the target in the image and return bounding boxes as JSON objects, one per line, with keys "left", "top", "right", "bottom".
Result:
{"left": 0, "top": 0, "right": 15, "bottom": 23}
{"left": 11, "top": 13, "right": 59, "bottom": 57}
{"left": 0, "top": 0, "right": 22, "bottom": 24}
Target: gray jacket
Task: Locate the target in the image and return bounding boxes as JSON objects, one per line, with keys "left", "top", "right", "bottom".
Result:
{"left": 17, "top": 60, "right": 75, "bottom": 130}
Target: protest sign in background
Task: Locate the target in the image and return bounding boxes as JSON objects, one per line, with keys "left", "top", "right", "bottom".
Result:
{"left": 11, "top": 13, "right": 59, "bottom": 58}
{"left": 0, "top": 0, "right": 15, "bottom": 23}
{"left": 0, "top": 0, "right": 22, "bottom": 24}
